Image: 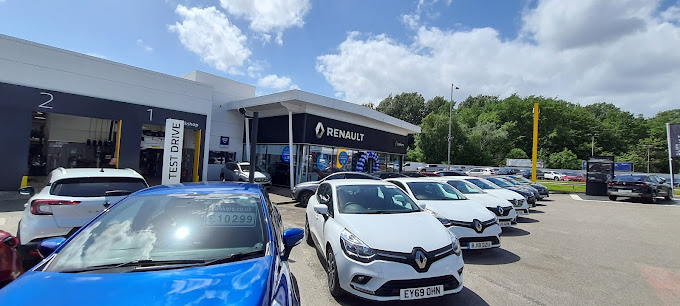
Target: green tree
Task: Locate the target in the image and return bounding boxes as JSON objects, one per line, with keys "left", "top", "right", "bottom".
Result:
{"left": 417, "top": 112, "right": 470, "bottom": 163}
{"left": 547, "top": 148, "right": 581, "bottom": 169}
{"left": 506, "top": 148, "right": 529, "bottom": 159}
{"left": 375, "top": 92, "right": 426, "bottom": 125}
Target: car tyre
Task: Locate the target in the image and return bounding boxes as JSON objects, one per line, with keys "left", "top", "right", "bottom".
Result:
{"left": 608, "top": 195, "right": 617, "bottom": 201}
{"left": 305, "top": 217, "right": 313, "bottom": 246}
{"left": 645, "top": 191, "right": 658, "bottom": 204}
{"left": 326, "top": 247, "right": 344, "bottom": 298}
{"left": 299, "top": 192, "right": 313, "bottom": 207}
{"left": 664, "top": 190, "right": 673, "bottom": 201}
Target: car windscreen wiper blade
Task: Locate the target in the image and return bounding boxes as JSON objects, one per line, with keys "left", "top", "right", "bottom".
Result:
{"left": 61, "top": 259, "right": 207, "bottom": 273}
{"left": 203, "top": 250, "right": 265, "bottom": 266}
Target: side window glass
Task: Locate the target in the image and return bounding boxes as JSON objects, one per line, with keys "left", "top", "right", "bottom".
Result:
{"left": 391, "top": 181, "right": 407, "bottom": 192}
{"left": 263, "top": 192, "right": 283, "bottom": 254}
{"left": 317, "top": 184, "right": 329, "bottom": 203}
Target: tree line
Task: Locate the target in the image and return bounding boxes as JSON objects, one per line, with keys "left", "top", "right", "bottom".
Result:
{"left": 366, "top": 93, "right": 680, "bottom": 172}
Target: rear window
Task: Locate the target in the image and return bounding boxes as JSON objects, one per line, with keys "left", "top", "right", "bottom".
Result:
{"left": 50, "top": 177, "right": 148, "bottom": 197}
{"left": 614, "top": 175, "right": 645, "bottom": 182}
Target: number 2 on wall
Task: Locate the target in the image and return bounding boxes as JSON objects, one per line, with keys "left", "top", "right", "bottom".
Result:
{"left": 39, "top": 92, "right": 54, "bottom": 109}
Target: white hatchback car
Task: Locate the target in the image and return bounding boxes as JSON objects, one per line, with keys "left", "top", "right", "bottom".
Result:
{"left": 465, "top": 167, "right": 496, "bottom": 176}
{"left": 17, "top": 167, "right": 148, "bottom": 268}
{"left": 544, "top": 171, "right": 565, "bottom": 181}
{"left": 386, "top": 178, "right": 502, "bottom": 250}
{"left": 459, "top": 177, "right": 531, "bottom": 215}
{"left": 431, "top": 177, "right": 518, "bottom": 228}
{"left": 305, "top": 180, "right": 464, "bottom": 301}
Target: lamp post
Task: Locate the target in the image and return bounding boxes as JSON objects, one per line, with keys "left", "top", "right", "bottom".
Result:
{"left": 646, "top": 145, "right": 654, "bottom": 173}
{"left": 586, "top": 133, "right": 599, "bottom": 156}
{"left": 447, "top": 84, "right": 459, "bottom": 170}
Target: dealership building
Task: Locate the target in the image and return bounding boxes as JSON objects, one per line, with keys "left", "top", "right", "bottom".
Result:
{"left": 0, "top": 34, "right": 420, "bottom": 191}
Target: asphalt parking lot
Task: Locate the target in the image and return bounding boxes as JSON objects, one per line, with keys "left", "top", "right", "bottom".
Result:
{"left": 277, "top": 194, "right": 680, "bottom": 305}
{"left": 1, "top": 193, "right": 679, "bottom": 305}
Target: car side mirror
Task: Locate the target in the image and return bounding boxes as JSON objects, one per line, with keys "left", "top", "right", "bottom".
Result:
{"left": 281, "top": 228, "right": 304, "bottom": 261}
{"left": 659, "top": 178, "right": 666, "bottom": 183}
{"left": 419, "top": 203, "right": 427, "bottom": 209}
{"left": 313, "top": 204, "right": 329, "bottom": 215}
{"left": 38, "top": 237, "right": 66, "bottom": 258}
{"left": 19, "top": 186, "right": 35, "bottom": 196}
{"left": 2, "top": 235, "right": 19, "bottom": 248}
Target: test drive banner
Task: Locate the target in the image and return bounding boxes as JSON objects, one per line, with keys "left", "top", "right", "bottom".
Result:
{"left": 162, "top": 119, "right": 184, "bottom": 184}
{"left": 669, "top": 123, "right": 680, "bottom": 158}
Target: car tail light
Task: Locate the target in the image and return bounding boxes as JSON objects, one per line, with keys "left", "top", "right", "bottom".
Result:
{"left": 30, "top": 199, "right": 81, "bottom": 215}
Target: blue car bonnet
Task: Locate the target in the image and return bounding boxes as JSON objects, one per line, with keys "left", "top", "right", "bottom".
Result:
{"left": 0, "top": 256, "right": 273, "bottom": 305}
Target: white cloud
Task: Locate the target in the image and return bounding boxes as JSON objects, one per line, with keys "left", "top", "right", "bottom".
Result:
{"left": 257, "top": 74, "right": 298, "bottom": 90}
{"left": 219, "top": 0, "right": 310, "bottom": 44}
{"left": 317, "top": 0, "right": 680, "bottom": 116}
{"left": 136, "top": 39, "right": 153, "bottom": 52}
{"left": 169, "top": 5, "right": 250, "bottom": 74}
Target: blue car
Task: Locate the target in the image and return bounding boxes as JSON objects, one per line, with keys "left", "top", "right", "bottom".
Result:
{"left": 0, "top": 182, "right": 303, "bottom": 305}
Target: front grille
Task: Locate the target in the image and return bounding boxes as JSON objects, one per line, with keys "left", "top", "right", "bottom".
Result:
{"left": 487, "top": 206, "right": 513, "bottom": 216}
{"left": 374, "top": 275, "right": 459, "bottom": 297}
{"left": 373, "top": 245, "right": 454, "bottom": 273}
{"left": 459, "top": 236, "right": 500, "bottom": 246}
{"left": 450, "top": 218, "right": 497, "bottom": 233}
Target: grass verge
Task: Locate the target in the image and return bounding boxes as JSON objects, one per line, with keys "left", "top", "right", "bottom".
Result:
{"left": 542, "top": 182, "right": 586, "bottom": 193}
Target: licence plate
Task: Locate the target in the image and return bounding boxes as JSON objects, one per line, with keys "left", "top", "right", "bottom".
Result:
{"left": 618, "top": 189, "right": 632, "bottom": 193}
{"left": 498, "top": 221, "right": 512, "bottom": 227}
{"left": 400, "top": 285, "right": 444, "bottom": 300}
{"left": 468, "top": 241, "right": 492, "bottom": 249}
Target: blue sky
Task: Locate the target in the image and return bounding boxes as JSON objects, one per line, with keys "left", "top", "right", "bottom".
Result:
{"left": 1, "top": 0, "right": 679, "bottom": 116}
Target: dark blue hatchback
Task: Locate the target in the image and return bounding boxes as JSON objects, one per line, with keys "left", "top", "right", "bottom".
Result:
{"left": 0, "top": 182, "right": 303, "bottom": 306}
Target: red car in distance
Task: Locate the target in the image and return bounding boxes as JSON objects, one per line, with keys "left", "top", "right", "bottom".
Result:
{"left": 563, "top": 173, "right": 586, "bottom": 182}
{"left": 0, "top": 230, "right": 24, "bottom": 287}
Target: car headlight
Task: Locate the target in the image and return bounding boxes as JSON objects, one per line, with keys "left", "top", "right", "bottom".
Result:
{"left": 426, "top": 209, "right": 454, "bottom": 227}
{"left": 448, "top": 231, "right": 462, "bottom": 256}
{"left": 340, "top": 229, "right": 375, "bottom": 263}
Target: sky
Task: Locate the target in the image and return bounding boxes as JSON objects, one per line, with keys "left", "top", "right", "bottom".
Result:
{"left": 1, "top": 0, "right": 679, "bottom": 117}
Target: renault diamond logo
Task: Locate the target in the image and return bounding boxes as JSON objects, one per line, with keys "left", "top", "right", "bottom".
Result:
{"left": 414, "top": 250, "right": 427, "bottom": 269}
{"left": 473, "top": 219, "right": 483, "bottom": 233}
{"left": 315, "top": 122, "right": 325, "bottom": 139}
{"left": 497, "top": 206, "right": 504, "bottom": 215}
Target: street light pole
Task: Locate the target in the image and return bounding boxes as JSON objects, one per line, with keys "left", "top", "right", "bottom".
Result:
{"left": 587, "top": 133, "right": 599, "bottom": 156}
{"left": 647, "top": 145, "right": 654, "bottom": 173}
{"left": 447, "top": 84, "right": 459, "bottom": 170}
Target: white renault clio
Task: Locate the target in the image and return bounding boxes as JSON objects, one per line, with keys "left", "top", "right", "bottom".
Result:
{"left": 431, "top": 177, "right": 518, "bottom": 228}
{"left": 386, "top": 178, "right": 501, "bottom": 250}
{"left": 460, "top": 177, "right": 531, "bottom": 215}
{"left": 305, "top": 180, "right": 464, "bottom": 301}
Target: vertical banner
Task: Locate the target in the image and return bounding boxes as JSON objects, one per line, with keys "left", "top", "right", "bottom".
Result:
{"left": 162, "top": 119, "right": 185, "bottom": 185}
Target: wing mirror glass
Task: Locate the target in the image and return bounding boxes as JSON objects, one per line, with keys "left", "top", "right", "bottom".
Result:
{"left": 281, "top": 228, "right": 304, "bottom": 261}
{"left": 313, "top": 204, "right": 329, "bottom": 215}
{"left": 38, "top": 237, "right": 66, "bottom": 258}
{"left": 19, "top": 186, "right": 35, "bottom": 196}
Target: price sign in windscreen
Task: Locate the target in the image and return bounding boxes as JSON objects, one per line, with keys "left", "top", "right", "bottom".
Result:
{"left": 206, "top": 207, "right": 257, "bottom": 227}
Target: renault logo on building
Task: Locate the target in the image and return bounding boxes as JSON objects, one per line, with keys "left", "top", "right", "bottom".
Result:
{"left": 414, "top": 250, "right": 427, "bottom": 269}
{"left": 314, "top": 121, "right": 365, "bottom": 142}
{"left": 315, "top": 122, "right": 325, "bottom": 139}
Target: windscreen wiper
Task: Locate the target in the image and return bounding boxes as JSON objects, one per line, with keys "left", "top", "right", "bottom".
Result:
{"left": 203, "top": 250, "right": 265, "bottom": 266}
{"left": 60, "top": 259, "right": 207, "bottom": 273}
